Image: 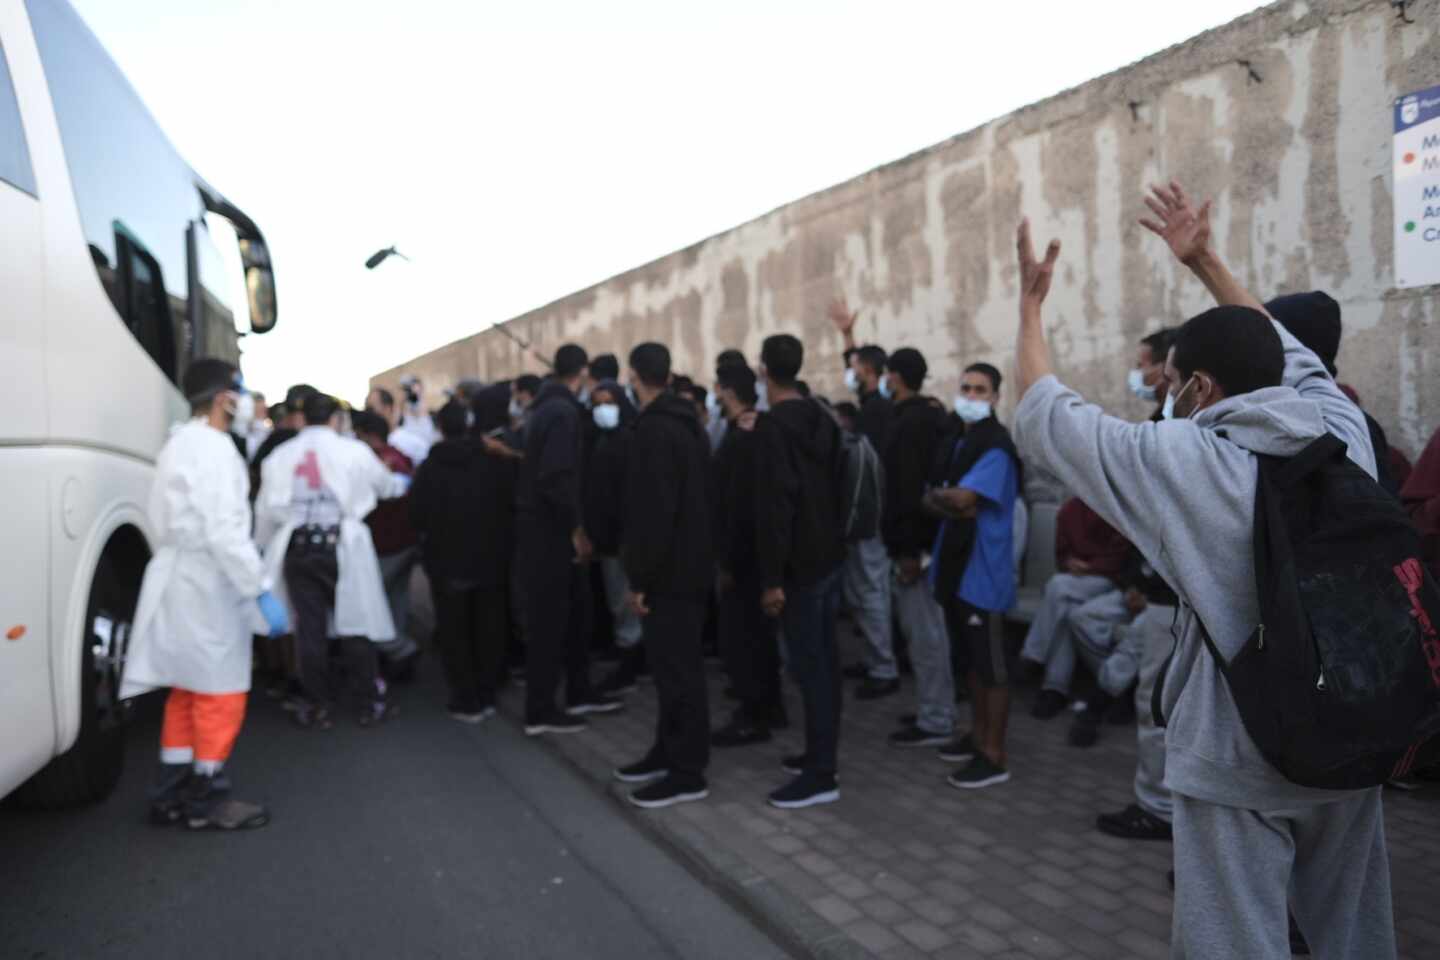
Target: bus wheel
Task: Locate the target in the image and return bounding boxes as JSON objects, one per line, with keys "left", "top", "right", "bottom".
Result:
{"left": 10, "top": 554, "right": 136, "bottom": 809}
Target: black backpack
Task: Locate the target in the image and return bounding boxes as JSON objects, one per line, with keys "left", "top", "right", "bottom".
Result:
{"left": 1202, "top": 434, "right": 1440, "bottom": 789}
{"left": 813, "top": 399, "right": 885, "bottom": 543}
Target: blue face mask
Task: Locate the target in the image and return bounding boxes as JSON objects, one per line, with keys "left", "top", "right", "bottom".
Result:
{"left": 592, "top": 403, "right": 620, "bottom": 431}
{"left": 878, "top": 376, "right": 893, "bottom": 400}
{"left": 1162, "top": 375, "right": 1198, "bottom": 421}
{"left": 953, "top": 397, "right": 991, "bottom": 424}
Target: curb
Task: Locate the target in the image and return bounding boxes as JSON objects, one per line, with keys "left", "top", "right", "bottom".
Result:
{"left": 501, "top": 701, "right": 871, "bottom": 960}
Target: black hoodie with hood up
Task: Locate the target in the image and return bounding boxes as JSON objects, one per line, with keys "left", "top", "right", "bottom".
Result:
{"left": 583, "top": 380, "right": 639, "bottom": 556}
{"left": 621, "top": 392, "right": 714, "bottom": 597}
{"left": 754, "top": 397, "right": 845, "bottom": 590}
{"left": 409, "top": 437, "right": 517, "bottom": 589}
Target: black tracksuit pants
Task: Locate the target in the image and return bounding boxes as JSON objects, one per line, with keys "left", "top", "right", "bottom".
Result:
{"left": 640, "top": 592, "right": 710, "bottom": 784}
{"left": 518, "top": 516, "right": 594, "bottom": 721}
{"left": 433, "top": 583, "right": 508, "bottom": 713}
{"left": 284, "top": 536, "right": 381, "bottom": 709}
{"left": 719, "top": 571, "right": 781, "bottom": 726}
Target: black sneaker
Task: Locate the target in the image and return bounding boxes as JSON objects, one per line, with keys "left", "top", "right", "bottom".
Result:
{"left": 1096, "top": 803, "right": 1173, "bottom": 841}
{"left": 448, "top": 706, "right": 494, "bottom": 725}
{"left": 614, "top": 757, "right": 669, "bottom": 784}
{"left": 937, "top": 732, "right": 978, "bottom": 763}
{"left": 1068, "top": 709, "right": 1101, "bottom": 748}
{"left": 628, "top": 776, "right": 708, "bottom": 809}
{"left": 525, "top": 711, "right": 588, "bottom": 735}
{"left": 1031, "top": 689, "right": 1068, "bottom": 719}
{"left": 567, "top": 694, "right": 624, "bottom": 716}
{"left": 768, "top": 773, "right": 840, "bottom": 809}
{"left": 292, "top": 704, "right": 334, "bottom": 731}
{"left": 855, "top": 677, "right": 901, "bottom": 701}
{"left": 946, "top": 754, "right": 1010, "bottom": 790}
{"left": 889, "top": 726, "right": 950, "bottom": 749}
{"left": 359, "top": 701, "right": 398, "bottom": 728}
{"left": 780, "top": 754, "right": 808, "bottom": 776}
{"left": 711, "top": 718, "right": 773, "bottom": 748}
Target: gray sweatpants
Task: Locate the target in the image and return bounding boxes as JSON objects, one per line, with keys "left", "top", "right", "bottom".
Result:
{"left": 374, "top": 546, "right": 419, "bottom": 663}
{"left": 1021, "top": 573, "right": 1114, "bottom": 694}
{"left": 895, "top": 575, "right": 952, "bottom": 735}
{"left": 1171, "top": 790, "right": 1395, "bottom": 960}
{"left": 844, "top": 536, "right": 896, "bottom": 680}
{"left": 600, "top": 555, "right": 643, "bottom": 650}
{"left": 1097, "top": 604, "right": 1175, "bottom": 821}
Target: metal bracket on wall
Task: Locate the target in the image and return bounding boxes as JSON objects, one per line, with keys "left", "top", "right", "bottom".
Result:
{"left": 1237, "top": 60, "right": 1264, "bottom": 84}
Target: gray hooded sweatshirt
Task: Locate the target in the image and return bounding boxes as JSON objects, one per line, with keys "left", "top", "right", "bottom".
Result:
{"left": 1015, "top": 320, "right": 1377, "bottom": 811}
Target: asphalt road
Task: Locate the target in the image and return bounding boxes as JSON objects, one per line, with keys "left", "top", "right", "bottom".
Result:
{"left": 0, "top": 675, "right": 790, "bottom": 960}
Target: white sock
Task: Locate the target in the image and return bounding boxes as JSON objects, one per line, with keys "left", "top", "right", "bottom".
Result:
{"left": 194, "top": 759, "right": 224, "bottom": 776}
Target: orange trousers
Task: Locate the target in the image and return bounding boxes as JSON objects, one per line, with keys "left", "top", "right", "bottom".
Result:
{"left": 159, "top": 689, "right": 247, "bottom": 767}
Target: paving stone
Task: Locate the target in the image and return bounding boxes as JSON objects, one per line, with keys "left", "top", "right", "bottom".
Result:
{"left": 506, "top": 623, "right": 1436, "bottom": 960}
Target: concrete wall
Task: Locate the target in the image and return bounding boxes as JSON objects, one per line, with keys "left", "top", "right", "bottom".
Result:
{"left": 375, "top": 0, "right": 1440, "bottom": 456}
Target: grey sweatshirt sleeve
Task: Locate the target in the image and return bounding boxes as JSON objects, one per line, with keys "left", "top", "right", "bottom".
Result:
{"left": 1269, "top": 319, "right": 1377, "bottom": 480}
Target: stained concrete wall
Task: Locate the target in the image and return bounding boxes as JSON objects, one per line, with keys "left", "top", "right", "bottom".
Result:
{"left": 375, "top": 0, "right": 1440, "bottom": 455}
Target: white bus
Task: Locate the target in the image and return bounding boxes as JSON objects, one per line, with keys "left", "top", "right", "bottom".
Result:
{"left": 1, "top": 0, "right": 278, "bottom": 806}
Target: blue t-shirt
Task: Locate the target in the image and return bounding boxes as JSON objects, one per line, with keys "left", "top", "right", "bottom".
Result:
{"left": 956, "top": 448, "right": 1018, "bottom": 611}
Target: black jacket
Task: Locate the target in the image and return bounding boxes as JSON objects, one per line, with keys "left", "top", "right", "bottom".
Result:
{"left": 712, "top": 410, "right": 760, "bottom": 577}
{"left": 622, "top": 393, "right": 713, "bottom": 596}
{"left": 517, "top": 383, "right": 584, "bottom": 533}
{"left": 585, "top": 425, "right": 632, "bottom": 556}
{"left": 856, "top": 388, "right": 893, "bottom": 454}
{"left": 409, "top": 439, "right": 517, "bottom": 589}
{"left": 881, "top": 395, "right": 945, "bottom": 559}
{"left": 755, "top": 397, "right": 845, "bottom": 590}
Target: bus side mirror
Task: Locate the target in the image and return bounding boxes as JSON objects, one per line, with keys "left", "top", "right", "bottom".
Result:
{"left": 239, "top": 237, "right": 277, "bottom": 334}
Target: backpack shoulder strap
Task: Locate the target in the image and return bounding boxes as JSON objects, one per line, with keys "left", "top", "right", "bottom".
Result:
{"left": 1269, "top": 434, "right": 1347, "bottom": 488}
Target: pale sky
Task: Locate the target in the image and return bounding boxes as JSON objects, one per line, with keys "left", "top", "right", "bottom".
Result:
{"left": 72, "top": 0, "right": 1266, "bottom": 405}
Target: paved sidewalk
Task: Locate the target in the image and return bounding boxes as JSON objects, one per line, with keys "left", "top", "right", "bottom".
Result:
{"left": 500, "top": 619, "right": 1440, "bottom": 960}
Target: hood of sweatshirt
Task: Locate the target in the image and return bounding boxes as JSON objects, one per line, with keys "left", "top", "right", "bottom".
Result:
{"left": 425, "top": 438, "right": 474, "bottom": 467}
{"left": 1191, "top": 384, "right": 1327, "bottom": 458}
{"left": 640, "top": 392, "right": 705, "bottom": 442}
{"left": 767, "top": 397, "right": 839, "bottom": 466}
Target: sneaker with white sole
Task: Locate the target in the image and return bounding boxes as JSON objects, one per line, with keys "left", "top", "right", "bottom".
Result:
{"left": 888, "top": 726, "right": 951, "bottom": 749}
{"left": 566, "top": 695, "right": 624, "bottom": 716}
{"left": 780, "top": 754, "right": 808, "bottom": 776}
{"left": 628, "top": 776, "right": 708, "bottom": 809}
{"left": 936, "top": 732, "right": 978, "bottom": 763}
{"left": 946, "top": 753, "right": 1010, "bottom": 790}
{"left": 768, "top": 773, "right": 840, "bottom": 809}
{"left": 614, "top": 757, "right": 669, "bottom": 784}
{"left": 525, "top": 710, "right": 587, "bottom": 735}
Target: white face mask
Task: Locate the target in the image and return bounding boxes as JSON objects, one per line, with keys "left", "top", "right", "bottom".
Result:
{"left": 953, "top": 397, "right": 992, "bottom": 424}
{"left": 843, "top": 368, "right": 860, "bottom": 393}
{"left": 878, "top": 375, "right": 893, "bottom": 400}
{"left": 226, "top": 391, "right": 256, "bottom": 437}
{"left": 755, "top": 380, "right": 768, "bottom": 411}
{"left": 1163, "top": 375, "right": 1199, "bottom": 421}
{"left": 592, "top": 403, "right": 620, "bottom": 431}
{"left": 1128, "top": 367, "right": 1157, "bottom": 402}
{"left": 705, "top": 391, "right": 721, "bottom": 416}
{"left": 508, "top": 398, "right": 524, "bottom": 420}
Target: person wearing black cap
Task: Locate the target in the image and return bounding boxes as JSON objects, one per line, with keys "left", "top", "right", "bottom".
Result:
{"left": 709, "top": 361, "right": 786, "bottom": 747}
{"left": 613, "top": 342, "right": 714, "bottom": 807}
{"left": 1265, "top": 291, "right": 1400, "bottom": 495}
{"left": 517, "top": 343, "right": 620, "bottom": 733}
{"left": 251, "top": 383, "right": 317, "bottom": 475}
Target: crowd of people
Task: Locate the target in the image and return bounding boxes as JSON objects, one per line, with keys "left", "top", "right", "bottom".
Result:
{"left": 118, "top": 179, "right": 1439, "bottom": 959}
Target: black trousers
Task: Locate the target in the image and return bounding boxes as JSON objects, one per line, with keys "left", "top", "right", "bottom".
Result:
{"left": 641, "top": 592, "right": 710, "bottom": 783}
{"left": 433, "top": 583, "right": 509, "bottom": 712}
{"left": 781, "top": 571, "right": 843, "bottom": 777}
{"left": 719, "top": 571, "right": 781, "bottom": 726}
{"left": 284, "top": 541, "right": 381, "bottom": 708}
{"left": 517, "top": 516, "right": 594, "bottom": 720}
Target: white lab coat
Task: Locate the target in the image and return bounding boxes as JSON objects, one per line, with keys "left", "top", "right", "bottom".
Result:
{"left": 387, "top": 424, "right": 431, "bottom": 467}
{"left": 121, "top": 420, "right": 268, "bottom": 699}
{"left": 255, "top": 426, "right": 407, "bottom": 643}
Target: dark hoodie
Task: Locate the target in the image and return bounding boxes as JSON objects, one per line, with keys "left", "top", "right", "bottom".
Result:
{"left": 517, "top": 381, "right": 584, "bottom": 534}
{"left": 409, "top": 437, "right": 517, "bottom": 589}
{"left": 754, "top": 397, "right": 845, "bottom": 590}
{"left": 713, "top": 405, "right": 760, "bottom": 577}
{"left": 880, "top": 395, "right": 945, "bottom": 559}
{"left": 622, "top": 392, "right": 713, "bottom": 596}
{"left": 583, "top": 380, "right": 638, "bottom": 556}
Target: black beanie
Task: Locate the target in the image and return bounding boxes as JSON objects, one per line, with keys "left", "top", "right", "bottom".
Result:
{"left": 1266, "top": 292, "right": 1341, "bottom": 376}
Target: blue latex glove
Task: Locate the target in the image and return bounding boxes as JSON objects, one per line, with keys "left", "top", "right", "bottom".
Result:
{"left": 257, "top": 591, "right": 289, "bottom": 638}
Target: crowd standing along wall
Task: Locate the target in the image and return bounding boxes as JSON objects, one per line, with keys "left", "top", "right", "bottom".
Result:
{"left": 374, "top": 0, "right": 1440, "bottom": 456}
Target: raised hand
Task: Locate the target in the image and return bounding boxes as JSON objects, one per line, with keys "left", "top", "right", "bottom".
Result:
{"left": 1017, "top": 219, "right": 1061, "bottom": 313}
{"left": 828, "top": 296, "right": 858, "bottom": 337}
{"left": 1139, "top": 181, "right": 1212, "bottom": 266}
